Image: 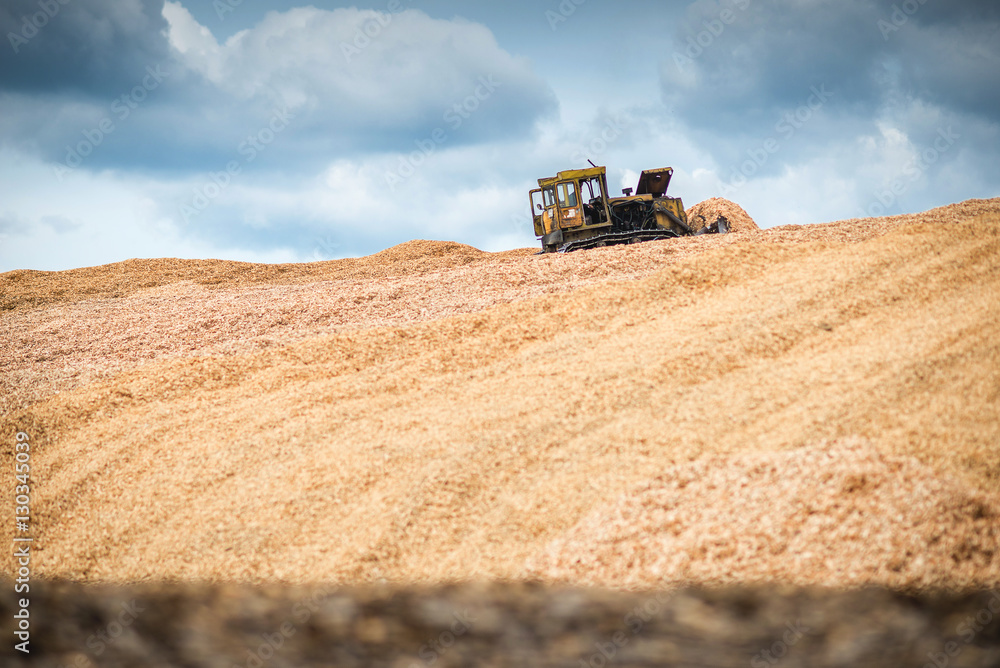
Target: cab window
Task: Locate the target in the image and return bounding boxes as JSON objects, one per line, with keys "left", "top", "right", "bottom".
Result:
{"left": 582, "top": 177, "right": 604, "bottom": 203}
{"left": 542, "top": 186, "right": 556, "bottom": 208}
{"left": 556, "top": 182, "right": 578, "bottom": 208}
{"left": 531, "top": 189, "right": 545, "bottom": 214}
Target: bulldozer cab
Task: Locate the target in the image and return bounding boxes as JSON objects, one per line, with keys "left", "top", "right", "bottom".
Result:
{"left": 530, "top": 167, "right": 613, "bottom": 250}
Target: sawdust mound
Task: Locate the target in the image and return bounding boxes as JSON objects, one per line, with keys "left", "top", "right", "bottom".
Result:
{"left": 686, "top": 197, "right": 759, "bottom": 233}
{"left": 370, "top": 240, "right": 485, "bottom": 267}
{"left": 532, "top": 439, "right": 1000, "bottom": 591}
{"left": 2, "top": 198, "right": 999, "bottom": 589}
{"left": 0, "top": 241, "right": 497, "bottom": 313}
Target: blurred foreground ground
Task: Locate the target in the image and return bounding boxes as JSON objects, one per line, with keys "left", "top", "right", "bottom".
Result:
{"left": 1, "top": 581, "right": 998, "bottom": 667}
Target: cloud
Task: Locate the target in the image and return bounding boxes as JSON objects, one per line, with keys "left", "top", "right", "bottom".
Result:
{"left": 162, "top": 3, "right": 558, "bottom": 154}
{"left": 40, "top": 214, "right": 81, "bottom": 233}
{"left": 0, "top": 146, "right": 301, "bottom": 271}
{"left": 0, "top": 212, "right": 20, "bottom": 235}
{"left": 661, "top": 0, "right": 1000, "bottom": 134}
{"left": 653, "top": 0, "right": 999, "bottom": 220}
{"left": 159, "top": 140, "right": 544, "bottom": 260}
{"left": 0, "top": 2, "right": 557, "bottom": 176}
{"left": 0, "top": 0, "right": 172, "bottom": 96}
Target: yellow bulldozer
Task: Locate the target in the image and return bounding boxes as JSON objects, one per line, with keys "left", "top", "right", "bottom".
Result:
{"left": 530, "top": 163, "right": 728, "bottom": 253}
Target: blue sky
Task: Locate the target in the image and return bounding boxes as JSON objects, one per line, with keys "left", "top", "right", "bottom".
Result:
{"left": 1, "top": 0, "right": 998, "bottom": 270}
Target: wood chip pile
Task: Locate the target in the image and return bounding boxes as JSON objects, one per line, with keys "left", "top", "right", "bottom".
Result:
{"left": 532, "top": 439, "right": 1000, "bottom": 590}
{"left": 1, "top": 198, "right": 998, "bottom": 595}
{"left": 686, "top": 197, "right": 760, "bottom": 233}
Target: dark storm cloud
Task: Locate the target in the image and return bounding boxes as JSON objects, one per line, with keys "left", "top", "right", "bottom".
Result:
{"left": 661, "top": 0, "right": 1000, "bottom": 133}
{"left": 891, "top": 23, "right": 1000, "bottom": 121}
{"left": 1, "top": 2, "right": 557, "bottom": 175}
{"left": 900, "top": 0, "right": 1000, "bottom": 25}
{"left": 663, "top": 1, "right": 885, "bottom": 128}
{"left": 657, "top": 0, "right": 999, "bottom": 180}
{"left": 1, "top": 0, "right": 172, "bottom": 97}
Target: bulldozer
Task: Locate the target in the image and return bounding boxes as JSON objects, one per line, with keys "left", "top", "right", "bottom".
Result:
{"left": 530, "top": 164, "right": 728, "bottom": 253}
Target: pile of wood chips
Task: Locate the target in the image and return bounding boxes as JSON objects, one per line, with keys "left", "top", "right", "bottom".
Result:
{"left": 686, "top": 197, "right": 760, "bottom": 233}
{"left": 1, "top": 198, "right": 998, "bottom": 593}
{"left": 532, "top": 438, "right": 1000, "bottom": 591}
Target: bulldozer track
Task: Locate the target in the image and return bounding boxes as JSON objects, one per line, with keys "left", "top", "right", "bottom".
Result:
{"left": 557, "top": 229, "right": 681, "bottom": 253}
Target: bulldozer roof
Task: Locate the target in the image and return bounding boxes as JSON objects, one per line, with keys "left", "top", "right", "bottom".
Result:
{"left": 537, "top": 166, "right": 606, "bottom": 188}
{"left": 537, "top": 166, "right": 675, "bottom": 197}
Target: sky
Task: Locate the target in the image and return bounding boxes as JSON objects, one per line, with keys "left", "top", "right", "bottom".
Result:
{"left": 0, "top": 0, "right": 997, "bottom": 271}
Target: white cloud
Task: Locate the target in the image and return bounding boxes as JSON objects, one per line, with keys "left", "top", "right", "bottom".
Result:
{"left": 161, "top": 2, "right": 555, "bottom": 133}
{"left": 0, "top": 148, "right": 298, "bottom": 271}
{"left": 161, "top": 1, "right": 225, "bottom": 82}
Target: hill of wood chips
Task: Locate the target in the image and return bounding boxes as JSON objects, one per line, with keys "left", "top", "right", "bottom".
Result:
{"left": 1, "top": 198, "right": 999, "bottom": 593}
{"left": 686, "top": 197, "right": 760, "bottom": 233}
